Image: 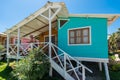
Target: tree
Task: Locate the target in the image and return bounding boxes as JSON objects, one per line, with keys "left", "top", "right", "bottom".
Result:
{"left": 109, "top": 33, "right": 118, "bottom": 52}
{"left": 109, "top": 28, "right": 120, "bottom": 53}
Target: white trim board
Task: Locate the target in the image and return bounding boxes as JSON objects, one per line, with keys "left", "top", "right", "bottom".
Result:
{"left": 67, "top": 26, "right": 92, "bottom": 46}
{"left": 74, "top": 57, "right": 109, "bottom": 63}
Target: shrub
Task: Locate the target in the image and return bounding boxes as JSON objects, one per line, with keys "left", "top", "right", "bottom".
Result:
{"left": 110, "top": 71, "right": 120, "bottom": 80}
{"left": 109, "top": 55, "right": 116, "bottom": 60}
{"left": 10, "top": 48, "right": 50, "bottom": 80}
{"left": 111, "top": 64, "right": 120, "bottom": 71}
{"left": 0, "top": 45, "right": 4, "bottom": 52}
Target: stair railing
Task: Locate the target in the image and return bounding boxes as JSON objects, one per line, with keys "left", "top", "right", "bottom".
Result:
{"left": 51, "top": 43, "right": 93, "bottom": 80}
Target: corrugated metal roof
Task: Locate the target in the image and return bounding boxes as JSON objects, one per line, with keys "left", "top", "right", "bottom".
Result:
{"left": 4, "top": 2, "right": 119, "bottom": 38}
{"left": 4, "top": 2, "right": 68, "bottom": 38}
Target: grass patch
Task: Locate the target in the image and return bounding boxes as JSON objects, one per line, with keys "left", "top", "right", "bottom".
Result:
{"left": 0, "top": 61, "right": 13, "bottom": 80}
{"left": 110, "top": 71, "right": 120, "bottom": 80}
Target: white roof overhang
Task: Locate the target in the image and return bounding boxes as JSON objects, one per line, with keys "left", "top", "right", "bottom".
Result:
{"left": 4, "top": 2, "right": 68, "bottom": 38}
{"left": 4, "top": 2, "right": 120, "bottom": 38}
{"left": 0, "top": 32, "right": 6, "bottom": 37}
{"left": 69, "top": 14, "right": 120, "bottom": 26}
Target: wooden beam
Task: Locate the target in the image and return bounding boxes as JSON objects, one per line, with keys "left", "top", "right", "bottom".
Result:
{"left": 36, "top": 18, "right": 47, "bottom": 25}
{"left": 24, "top": 24, "right": 37, "bottom": 30}
{"left": 13, "top": 30, "right": 26, "bottom": 35}
{"left": 51, "top": 8, "right": 58, "bottom": 18}
{"left": 23, "top": 20, "right": 57, "bottom": 37}
{"left": 24, "top": 22, "right": 43, "bottom": 33}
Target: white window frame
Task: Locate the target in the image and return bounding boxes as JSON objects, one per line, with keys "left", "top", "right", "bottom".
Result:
{"left": 68, "top": 26, "right": 92, "bottom": 46}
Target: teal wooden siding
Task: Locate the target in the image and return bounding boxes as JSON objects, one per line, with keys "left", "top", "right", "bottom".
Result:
{"left": 58, "top": 17, "right": 108, "bottom": 58}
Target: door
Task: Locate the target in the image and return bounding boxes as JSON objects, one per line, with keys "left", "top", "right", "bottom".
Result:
{"left": 44, "top": 35, "right": 56, "bottom": 57}
{"left": 44, "top": 35, "right": 56, "bottom": 44}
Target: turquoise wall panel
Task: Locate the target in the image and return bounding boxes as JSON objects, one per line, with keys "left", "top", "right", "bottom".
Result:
{"left": 58, "top": 17, "right": 108, "bottom": 59}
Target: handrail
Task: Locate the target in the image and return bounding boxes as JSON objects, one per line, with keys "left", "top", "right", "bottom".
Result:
{"left": 52, "top": 43, "right": 93, "bottom": 73}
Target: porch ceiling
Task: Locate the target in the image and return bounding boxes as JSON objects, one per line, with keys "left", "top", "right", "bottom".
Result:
{"left": 4, "top": 2, "right": 68, "bottom": 38}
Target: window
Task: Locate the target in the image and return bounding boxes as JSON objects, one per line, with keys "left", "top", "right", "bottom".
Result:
{"left": 14, "top": 39, "right": 21, "bottom": 44}
{"left": 58, "top": 19, "right": 69, "bottom": 28}
{"left": 44, "top": 36, "right": 56, "bottom": 44}
{"left": 69, "top": 27, "right": 90, "bottom": 45}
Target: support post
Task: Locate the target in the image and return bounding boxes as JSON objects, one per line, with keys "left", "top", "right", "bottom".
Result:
{"left": 64, "top": 54, "right": 66, "bottom": 79}
{"left": 7, "top": 33, "right": 10, "bottom": 66}
{"left": 17, "top": 28, "right": 20, "bottom": 61}
{"left": 77, "top": 62, "right": 79, "bottom": 71}
{"left": 48, "top": 7, "right": 52, "bottom": 77}
{"left": 104, "top": 63, "right": 110, "bottom": 80}
{"left": 30, "top": 43, "right": 33, "bottom": 49}
{"left": 82, "top": 67, "right": 85, "bottom": 80}
{"left": 99, "top": 62, "right": 102, "bottom": 71}
{"left": 39, "top": 4, "right": 61, "bottom": 77}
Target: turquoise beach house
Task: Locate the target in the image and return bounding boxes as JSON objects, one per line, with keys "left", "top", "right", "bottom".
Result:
{"left": 58, "top": 17, "right": 108, "bottom": 61}
{"left": 5, "top": 2, "right": 119, "bottom": 80}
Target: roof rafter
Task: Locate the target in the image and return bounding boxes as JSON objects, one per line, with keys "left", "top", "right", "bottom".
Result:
{"left": 35, "top": 18, "right": 47, "bottom": 25}
{"left": 23, "top": 20, "right": 57, "bottom": 37}
{"left": 51, "top": 8, "right": 58, "bottom": 18}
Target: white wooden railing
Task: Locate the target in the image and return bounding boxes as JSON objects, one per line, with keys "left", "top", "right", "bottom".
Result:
{"left": 51, "top": 43, "right": 93, "bottom": 80}
{"left": 8, "top": 42, "right": 93, "bottom": 80}
{"left": 8, "top": 42, "right": 48, "bottom": 58}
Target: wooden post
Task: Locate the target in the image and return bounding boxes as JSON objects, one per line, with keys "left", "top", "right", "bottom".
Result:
{"left": 7, "top": 33, "right": 10, "bottom": 66}
{"left": 64, "top": 54, "right": 66, "bottom": 79}
{"left": 17, "top": 28, "right": 20, "bottom": 61}
{"left": 82, "top": 67, "right": 85, "bottom": 80}
{"left": 39, "top": 4, "right": 61, "bottom": 77}
{"left": 49, "top": 7, "right": 52, "bottom": 77}
{"left": 99, "top": 62, "right": 102, "bottom": 71}
{"left": 104, "top": 63, "right": 110, "bottom": 80}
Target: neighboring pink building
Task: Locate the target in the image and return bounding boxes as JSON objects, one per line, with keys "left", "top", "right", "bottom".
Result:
{"left": 13, "top": 37, "right": 30, "bottom": 44}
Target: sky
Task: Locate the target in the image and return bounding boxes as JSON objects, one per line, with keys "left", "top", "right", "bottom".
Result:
{"left": 0, "top": 0, "right": 120, "bottom": 34}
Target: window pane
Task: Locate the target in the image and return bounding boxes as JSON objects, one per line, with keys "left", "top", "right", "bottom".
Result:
{"left": 70, "top": 38, "right": 75, "bottom": 44}
{"left": 83, "top": 29, "right": 88, "bottom": 36}
{"left": 70, "top": 31, "right": 75, "bottom": 37}
{"left": 83, "top": 37, "right": 88, "bottom": 43}
{"left": 76, "top": 37, "right": 81, "bottom": 43}
{"left": 76, "top": 30, "right": 81, "bottom": 36}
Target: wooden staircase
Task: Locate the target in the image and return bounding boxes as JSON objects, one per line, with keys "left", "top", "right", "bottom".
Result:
{"left": 41, "top": 43, "right": 93, "bottom": 80}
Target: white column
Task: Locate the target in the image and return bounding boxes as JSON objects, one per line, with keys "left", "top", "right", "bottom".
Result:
{"left": 7, "top": 33, "right": 10, "bottom": 65}
{"left": 82, "top": 67, "right": 85, "bottom": 80}
{"left": 48, "top": 7, "right": 52, "bottom": 77}
{"left": 99, "top": 62, "right": 102, "bottom": 71}
{"left": 64, "top": 54, "right": 66, "bottom": 79}
{"left": 17, "top": 28, "right": 20, "bottom": 60}
{"left": 77, "top": 62, "right": 79, "bottom": 71}
{"left": 104, "top": 63, "right": 110, "bottom": 80}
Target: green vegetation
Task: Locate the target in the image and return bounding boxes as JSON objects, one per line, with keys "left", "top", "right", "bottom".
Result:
{"left": 109, "top": 63, "right": 120, "bottom": 71}
{"left": 109, "top": 55, "right": 116, "bottom": 60}
{"left": 108, "top": 28, "right": 120, "bottom": 80}
{"left": 0, "top": 62, "right": 13, "bottom": 80}
{"left": 0, "top": 61, "right": 60, "bottom": 80}
{"left": 109, "top": 28, "right": 120, "bottom": 53}
{"left": 0, "top": 48, "right": 61, "bottom": 80}
{"left": 0, "top": 45, "right": 4, "bottom": 52}
{"left": 10, "top": 48, "right": 50, "bottom": 80}
{"left": 110, "top": 71, "right": 120, "bottom": 80}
